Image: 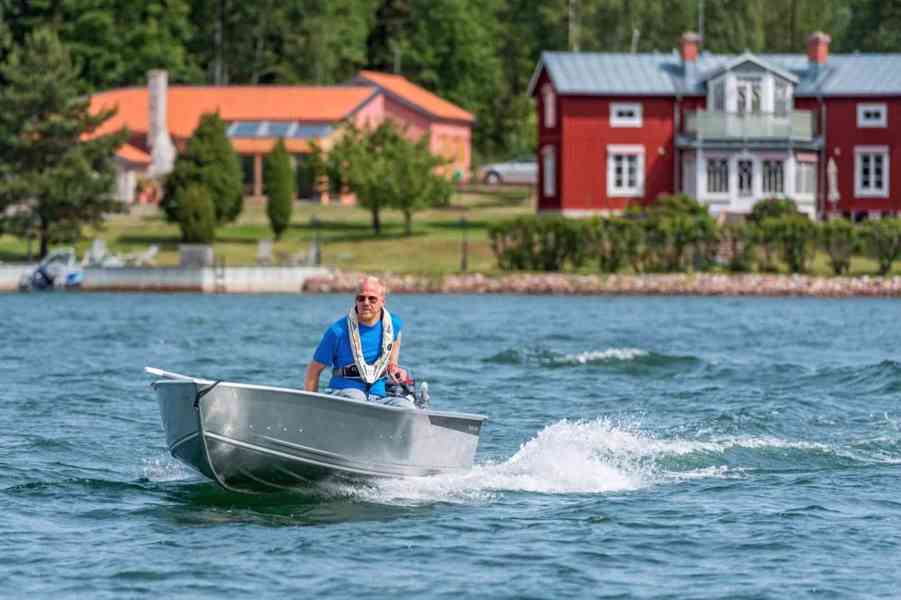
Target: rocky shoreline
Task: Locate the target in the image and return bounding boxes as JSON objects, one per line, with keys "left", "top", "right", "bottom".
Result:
{"left": 303, "top": 271, "right": 901, "bottom": 297}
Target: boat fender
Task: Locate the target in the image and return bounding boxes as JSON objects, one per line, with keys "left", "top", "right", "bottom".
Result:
{"left": 193, "top": 380, "right": 223, "bottom": 410}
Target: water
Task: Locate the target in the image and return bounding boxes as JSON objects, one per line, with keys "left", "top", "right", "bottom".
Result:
{"left": 2, "top": 293, "right": 900, "bottom": 598}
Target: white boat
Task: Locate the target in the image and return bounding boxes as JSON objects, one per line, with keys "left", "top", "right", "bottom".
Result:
{"left": 146, "top": 367, "right": 487, "bottom": 493}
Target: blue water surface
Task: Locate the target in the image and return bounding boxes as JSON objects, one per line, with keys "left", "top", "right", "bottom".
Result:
{"left": 1, "top": 293, "right": 900, "bottom": 599}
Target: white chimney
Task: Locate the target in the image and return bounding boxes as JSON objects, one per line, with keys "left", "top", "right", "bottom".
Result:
{"left": 147, "top": 69, "right": 176, "bottom": 177}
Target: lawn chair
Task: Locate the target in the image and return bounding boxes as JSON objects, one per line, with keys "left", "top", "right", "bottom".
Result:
{"left": 81, "top": 239, "right": 108, "bottom": 266}
{"left": 126, "top": 244, "right": 159, "bottom": 267}
{"left": 256, "top": 239, "right": 274, "bottom": 266}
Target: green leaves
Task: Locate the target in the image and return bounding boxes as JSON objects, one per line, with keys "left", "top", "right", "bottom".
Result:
{"left": 0, "top": 28, "right": 126, "bottom": 258}
{"left": 862, "top": 218, "right": 901, "bottom": 276}
{"left": 264, "top": 139, "right": 295, "bottom": 240}
{"left": 162, "top": 112, "right": 243, "bottom": 227}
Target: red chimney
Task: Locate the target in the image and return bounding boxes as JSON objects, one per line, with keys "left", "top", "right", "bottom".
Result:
{"left": 807, "top": 32, "right": 831, "bottom": 64}
{"left": 681, "top": 32, "right": 701, "bottom": 62}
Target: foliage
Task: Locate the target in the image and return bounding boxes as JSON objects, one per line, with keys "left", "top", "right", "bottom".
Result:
{"left": 748, "top": 197, "right": 800, "bottom": 224}
{"left": 326, "top": 120, "right": 451, "bottom": 235}
{"left": 0, "top": 28, "right": 127, "bottom": 258}
{"left": 489, "top": 216, "right": 581, "bottom": 272}
{"left": 162, "top": 112, "right": 243, "bottom": 225}
{"left": 263, "top": 139, "right": 295, "bottom": 240}
{"left": 585, "top": 218, "right": 638, "bottom": 273}
{"left": 774, "top": 215, "right": 817, "bottom": 273}
{"left": 719, "top": 222, "right": 757, "bottom": 273}
{"left": 635, "top": 195, "right": 717, "bottom": 272}
{"left": 818, "top": 218, "right": 858, "bottom": 275}
{"left": 175, "top": 184, "right": 216, "bottom": 243}
{"left": 862, "top": 218, "right": 901, "bottom": 276}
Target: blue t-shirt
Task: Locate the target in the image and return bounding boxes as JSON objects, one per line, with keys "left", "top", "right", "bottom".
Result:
{"left": 312, "top": 313, "right": 403, "bottom": 397}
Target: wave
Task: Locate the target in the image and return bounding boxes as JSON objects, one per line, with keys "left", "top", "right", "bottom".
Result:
{"left": 483, "top": 347, "right": 698, "bottom": 369}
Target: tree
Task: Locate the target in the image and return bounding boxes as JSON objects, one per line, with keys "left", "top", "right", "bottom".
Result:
{"left": 162, "top": 112, "right": 243, "bottom": 225}
{"left": 392, "top": 135, "right": 453, "bottom": 235}
{"left": 264, "top": 139, "right": 295, "bottom": 240}
{"left": 175, "top": 184, "right": 216, "bottom": 243}
{"left": 0, "top": 28, "right": 127, "bottom": 259}
{"left": 326, "top": 120, "right": 450, "bottom": 235}
{"left": 819, "top": 218, "right": 858, "bottom": 275}
{"left": 862, "top": 218, "right": 901, "bottom": 276}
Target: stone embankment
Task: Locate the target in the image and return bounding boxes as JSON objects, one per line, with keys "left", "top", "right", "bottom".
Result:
{"left": 304, "top": 271, "right": 901, "bottom": 297}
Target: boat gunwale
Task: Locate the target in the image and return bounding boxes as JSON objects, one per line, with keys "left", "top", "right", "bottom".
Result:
{"left": 149, "top": 374, "right": 488, "bottom": 423}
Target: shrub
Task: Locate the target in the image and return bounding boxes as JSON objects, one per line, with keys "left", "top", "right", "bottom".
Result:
{"left": 264, "top": 139, "right": 295, "bottom": 240}
{"left": 163, "top": 112, "right": 243, "bottom": 225}
{"left": 175, "top": 184, "right": 216, "bottom": 244}
{"left": 775, "top": 215, "right": 816, "bottom": 273}
{"left": 719, "top": 222, "right": 756, "bottom": 272}
{"left": 748, "top": 197, "right": 800, "bottom": 224}
{"left": 862, "top": 218, "right": 901, "bottom": 275}
{"left": 489, "top": 216, "right": 582, "bottom": 271}
{"left": 818, "top": 218, "right": 858, "bottom": 275}
{"left": 586, "top": 217, "right": 638, "bottom": 273}
{"left": 640, "top": 195, "right": 717, "bottom": 271}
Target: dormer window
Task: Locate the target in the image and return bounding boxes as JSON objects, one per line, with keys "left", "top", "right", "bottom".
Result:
{"left": 857, "top": 103, "right": 887, "bottom": 128}
{"left": 542, "top": 84, "right": 556, "bottom": 128}
{"left": 611, "top": 102, "right": 642, "bottom": 127}
{"left": 736, "top": 77, "right": 762, "bottom": 114}
{"left": 774, "top": 80, "right": 792, "bottom": 116}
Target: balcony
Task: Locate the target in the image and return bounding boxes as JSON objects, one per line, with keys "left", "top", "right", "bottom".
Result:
{"left": 683, "top": 110, "right": 816, "bottom": 142}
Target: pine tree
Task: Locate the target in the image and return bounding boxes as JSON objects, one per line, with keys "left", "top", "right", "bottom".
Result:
{"left": 264, "top": 139, "right": 295, "bottom": 240}
{"left": 162, "top": 112, "right": 244, "bottom": 225}
{"left": 0, "top": 28, "right": 127, "bottom": 259}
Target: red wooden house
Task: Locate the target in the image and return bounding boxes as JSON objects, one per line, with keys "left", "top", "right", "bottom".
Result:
{"left": 529, "top": 32, "right": 901, "bottom": 220}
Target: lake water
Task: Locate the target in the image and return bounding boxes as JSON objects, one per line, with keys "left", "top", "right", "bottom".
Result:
{"left": 2, "top": 293, "right": 900, "bottom": 598}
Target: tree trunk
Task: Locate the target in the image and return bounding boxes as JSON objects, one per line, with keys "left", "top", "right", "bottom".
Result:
{"left": 404, "top": 211, "right": 412, "bottom": 236}
{"left": 372, "top": 207, "right": 381, "bottom": 234}
{"left": 39, "top": 219, "right": 49, "bottom": 259}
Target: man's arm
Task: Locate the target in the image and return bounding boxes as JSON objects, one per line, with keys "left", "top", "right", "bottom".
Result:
{"left": 304, "top": 360, "right": 327, "bottom": 392}
{"left": 387, "top": 339, "right": 407, "bottom": 382}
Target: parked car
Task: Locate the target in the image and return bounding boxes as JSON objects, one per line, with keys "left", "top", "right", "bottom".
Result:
{"left": 478, "top": 155, "right": 537, "bottom": 185}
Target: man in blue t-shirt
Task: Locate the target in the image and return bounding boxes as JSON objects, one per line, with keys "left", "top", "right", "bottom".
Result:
{"left": 304, "top": 276, "right": 408, "bottom": 403}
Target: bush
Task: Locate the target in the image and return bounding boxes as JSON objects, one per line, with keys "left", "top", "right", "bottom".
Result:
{"left": 862, "top": 218, "right": 901, "bottom": 275}
{"left": 818, "top": 218, "right": 857, "bottom": 275}
{"left": 489, "top": 216, "right": 582, "bottom": 271}
{"left": 175, "top": 184, "right": 216, "bottom": 244}
{"left": 748, "top": 197, "right": 800, "bottom": 224}
{"left": 720, "top": 222, "right": 756, "bottom": 272}
{"left": 163, "top": 112, "right": 244, "bottom": 225}
{"left": 264, "top": 139, "right": 295, "bottom": 240}
{"left": 585, "top": 218, "right": 640, "bottom": 273}
{"left": 775, "top": 215, "right": 816, "bottom": 273}
{"left": 637, "top": 195, "right": 716, "bottom": 272}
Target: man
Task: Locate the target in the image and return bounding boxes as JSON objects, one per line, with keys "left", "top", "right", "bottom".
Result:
{"left": 304, "top": 276, "right": 410, "bottom": 405}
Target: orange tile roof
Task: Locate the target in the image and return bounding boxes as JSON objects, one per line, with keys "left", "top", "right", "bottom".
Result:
{"left": 89, "top": 86, "right": 378, "bottom": 139}
{"left": 229, "top": 138, "right": 318, "bottom": 154}
{"left": 116, "top": 143, "right": 151, "bottom": 165}
{"left": 356, "top": 70, "right": 475, "bottom": 123}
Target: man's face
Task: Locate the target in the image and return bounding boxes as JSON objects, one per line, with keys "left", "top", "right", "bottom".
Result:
{"left": 355, "top": 282, "right": 384, "bottom": 322}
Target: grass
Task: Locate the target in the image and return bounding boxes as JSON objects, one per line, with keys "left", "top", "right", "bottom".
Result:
{"left": 0, "top": 187, "right": 536, "bottom": 275}
{"left": 2, "top": 188, "right": 900, "bottom": 277}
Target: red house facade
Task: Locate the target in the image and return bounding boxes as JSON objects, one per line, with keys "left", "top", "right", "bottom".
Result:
{"left": 529, "top": 32, "right": 901, "bottom": 220}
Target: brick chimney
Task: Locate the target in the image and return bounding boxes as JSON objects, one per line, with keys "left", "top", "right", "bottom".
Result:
{"left": 681, "top": 32, "right": 701, "bottom": 63}
{"left": 147, "top": 69, "right": 175, "bottom": 177}
{"left": 807, "top": 32, "right": 831, "bottom": 65}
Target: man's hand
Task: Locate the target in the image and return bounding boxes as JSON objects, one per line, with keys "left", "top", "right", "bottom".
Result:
{"left": 387, "top": 363, "right": 408, "bottom": 383}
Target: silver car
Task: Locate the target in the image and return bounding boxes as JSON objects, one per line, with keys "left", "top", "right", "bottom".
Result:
{"left": 478, "top": 155, "right": 537, "bottom": 185}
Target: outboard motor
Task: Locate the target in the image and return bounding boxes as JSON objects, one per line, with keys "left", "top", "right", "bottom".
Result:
{"left": 386, "top": 369, "right": 431, "bottom": 409}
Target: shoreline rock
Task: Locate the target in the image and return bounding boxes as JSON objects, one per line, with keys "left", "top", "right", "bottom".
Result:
{"left": 303, "top": 271, "right": 901, "bottom": 298}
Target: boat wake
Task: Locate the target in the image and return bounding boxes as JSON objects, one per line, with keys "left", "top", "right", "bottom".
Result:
{"left": 483, "top": 347, "right": 699, "bottom": 369}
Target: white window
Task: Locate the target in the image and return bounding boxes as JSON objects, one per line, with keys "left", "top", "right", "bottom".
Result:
{"left": 706, "top": 158, "right": 729, "bottom": 193}
{"left": 857, "top": 103, "right": 887, "bottom": 128}
{"left": 774, "top": 80, "right": 791, "bottom": 116}
{"left": 763, "top": 160, "right": 785, "bottom": 194}
{"left": 855, "top": 146, "right": 889, "bottom": 197}
{"left": 713, "top": 81, "right": 725, "bottom": 112}
{"left": 738, "top": 159, "right": 754, "bottom": 196}
{"left": 736, "top": 77, "right": 762, "bottom": 114}
{"left": 795, "top": 161, "right": 817, "bottom": 195}
{"left": 607, "top": 145, "right": 644, "bottom": 197}
{"left": 610, "top": 103, "right": 642, "bottom": 127}
{"left": 542, "top": 84, "right": 556, "bottom": 128}
{"left": 542, "top": 145, "right": 556, "bottom": 197}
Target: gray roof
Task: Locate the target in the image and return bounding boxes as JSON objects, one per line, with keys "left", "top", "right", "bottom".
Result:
{"left": 530, "top": 51, "right": 901, "bottom": 97}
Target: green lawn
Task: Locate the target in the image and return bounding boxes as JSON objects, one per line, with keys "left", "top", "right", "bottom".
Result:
{"left": 0, "top": 186, "right": 535, "bottom": 275}
{"left": 2, "top": 188, "right": 900, "bottom": 277}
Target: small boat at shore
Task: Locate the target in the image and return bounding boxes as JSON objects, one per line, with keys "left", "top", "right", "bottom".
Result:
{"left": 146, "top": 367, "right": 487, "bottom": 493}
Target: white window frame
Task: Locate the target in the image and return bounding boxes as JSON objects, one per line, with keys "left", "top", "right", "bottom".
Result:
{"left": 542, "top": 145, "right": 556, "bottom": 197}
{"left": 606, "top": 144, "right": 645, "bottom": 197}
{"left": 762, "top": 158, "right": 786, "bottom": 195}
{"left": 706, "top": 157, "right": 730, "bottom": 194}
{"left": 855, "top": 146, "right": 890, "bottom": 198}
{"left": 610, "top": 103, "right": 642, "bottom": 127}
{"left": 794, "top": 159, "right": 817, "bottom": 197}
{"left": 542, "top": 84, "right": 556, "bottom": 128}
{"left": 857, "top": 103, "right": 887, "bottom": 128}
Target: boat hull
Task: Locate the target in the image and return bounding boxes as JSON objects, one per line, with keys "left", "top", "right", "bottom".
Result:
{"left": 152, "top": 375, "right": 486, "bottom": 493}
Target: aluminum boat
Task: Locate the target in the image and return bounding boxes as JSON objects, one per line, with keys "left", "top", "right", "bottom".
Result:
{"left": 146, "top": 367, "right": 487, "bottom": 493}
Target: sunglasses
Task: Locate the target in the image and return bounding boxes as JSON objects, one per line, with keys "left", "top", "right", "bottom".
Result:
{"left": 356, "top": 295, "right": 381, "bottom": 303}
